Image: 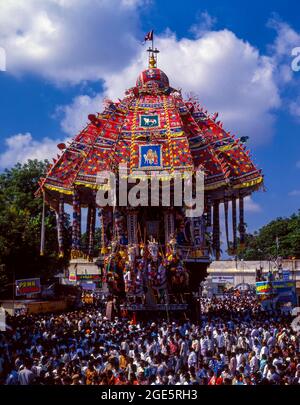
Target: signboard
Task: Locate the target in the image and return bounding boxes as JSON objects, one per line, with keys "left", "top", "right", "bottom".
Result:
{"left": 81, "top": 283, "right": 96, "bottom": 290}
{"left": 282, "top": 269, "right": 290, "bottom": 281}
{"left": 256, "top": 281, "right": 272, "bottom": 296}
{"left": 256, "top": 280, "right": 297, "bottom": 305}
{"left": 69, "top": 273, "right": 101, "bottom": 282}
{"left": 69, "top": 271, "right": 76, "bottom": 282}
{"left": 16, "top": 278, "right": 41, "bottom": 296}
{"left": 76, "top": 274, "right": 101, "bottom": 281}
{"left": 273, "top": 280, "right": 297, "bottom": 304}
{"left": 211, "top": 276, "right": 234, "bottom": 284}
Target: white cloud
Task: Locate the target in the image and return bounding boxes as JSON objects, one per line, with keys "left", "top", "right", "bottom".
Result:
{"left": 190, "top": 11, "right": 217, "bottom": 37}
{"left": 57, "top": 94, "right": 104, "bottom": 135}
{"left": 288, "top": 189, "right": 300, "bottom": 197}
{"left": 0, "top": 0, "right": 144, "bottom": 84}
{"left": 0, "top": 133, "right": 67, "bottom": 169}
{"left": 244, "top": 196, "right": 262, "bottom": 213}
{"left": 268, "top": 17, "right": 300, "bottom": 62}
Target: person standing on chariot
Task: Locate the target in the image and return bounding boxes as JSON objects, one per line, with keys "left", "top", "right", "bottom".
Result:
{"left": 124, "top": 264, "right": 132, "bottom": 294}
{"left": 156, "top": 260, "right": 168, "bottom": 303}
{"left": 133, "top": 268, "right": 144, "bottom": 303}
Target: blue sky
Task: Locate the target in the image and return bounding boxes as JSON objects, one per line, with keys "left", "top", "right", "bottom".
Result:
{"left": 0, "top": 0, "right": 299, "bottom": 234}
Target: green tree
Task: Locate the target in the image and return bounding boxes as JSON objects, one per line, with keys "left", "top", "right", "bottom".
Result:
{"left": 0, "top": 160, "right": 71, "bottom": 296}
{"left": 236, "top": 211, "right": 300, "bottom": 259}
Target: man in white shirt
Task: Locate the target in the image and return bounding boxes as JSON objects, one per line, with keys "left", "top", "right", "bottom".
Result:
{"left": 215, "top": 330, "right": 225, "bottom": 350}
{"left": 259, "top": 341, "right": 269, "bottom": 360}
{"left": 249, "top": 351, "right": 259, "bottom": 373}
{"left": 18, "top": 360, "right": 36, "bottom": 385}
{"left": 187, "top": 348, "right": 197, "bottom": 368}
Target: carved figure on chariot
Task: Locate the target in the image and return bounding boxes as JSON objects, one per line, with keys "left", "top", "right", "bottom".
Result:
{"left": 100, "top": 218, "right": 193, "bottom": 305}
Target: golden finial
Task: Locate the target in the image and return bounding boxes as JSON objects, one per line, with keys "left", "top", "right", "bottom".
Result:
{"left": 149, "top": 54, "right": 156, "bottom": 68}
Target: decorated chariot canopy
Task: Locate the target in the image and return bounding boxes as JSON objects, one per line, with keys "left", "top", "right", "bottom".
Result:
{"left": 37, "top": 38, "right": 263, "bottom": 265}
{"left": 38, "top": 55, "right": 262, "bottom": 203}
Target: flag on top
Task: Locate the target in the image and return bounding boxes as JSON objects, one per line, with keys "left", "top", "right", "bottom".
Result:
{"left": 144, "top": 30, "right": 153, "bottom": 43}
{"left": 240, "top": 136, "right": 249, "bottom": 143}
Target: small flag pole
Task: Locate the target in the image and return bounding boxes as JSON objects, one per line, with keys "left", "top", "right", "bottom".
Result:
{"left": 152, "top": 30, "right": 154, "bottom": 52}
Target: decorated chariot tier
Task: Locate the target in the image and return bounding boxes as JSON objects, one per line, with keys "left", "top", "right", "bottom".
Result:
{"left": 37, "top": 47, "right": 263, "bottom": 300}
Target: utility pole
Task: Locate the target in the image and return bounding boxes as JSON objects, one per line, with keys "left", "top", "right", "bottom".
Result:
{"left": 275, "top": 236, "right": 279, "bottom": 259}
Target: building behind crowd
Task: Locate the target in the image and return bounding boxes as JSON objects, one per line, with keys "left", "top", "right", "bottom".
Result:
{"left": 206, "top": 259, "right": 300, "bottom": 305}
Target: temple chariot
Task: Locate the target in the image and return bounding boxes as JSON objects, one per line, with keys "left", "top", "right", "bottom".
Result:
{"left": 37, "top": 41, "right": 263, "bottom": 315}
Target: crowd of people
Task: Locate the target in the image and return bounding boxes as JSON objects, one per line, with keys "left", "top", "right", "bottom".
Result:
{"left": 0, "top": 291, "right": 299, "bottom": 385}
